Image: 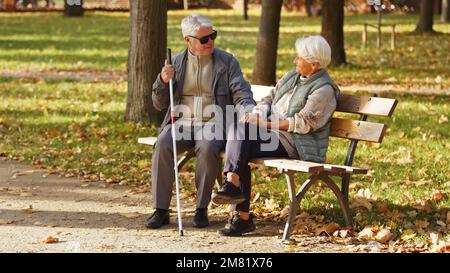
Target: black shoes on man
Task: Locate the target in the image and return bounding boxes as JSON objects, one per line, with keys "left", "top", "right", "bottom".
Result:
{"left": 145, "top": 208, "right": 170, "bottom": 229}
{"left": 145, "top": 208, "right": 209, "bottom": 229}
{"left": 145, "top": 180, "right": 254, "bottom": 235}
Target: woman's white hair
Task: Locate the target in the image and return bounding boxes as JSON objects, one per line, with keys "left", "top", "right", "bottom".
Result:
{"left": 181, "top": 14, "right": 213, "bottom": 37}
{"left": 295, "top": 35, "right": 331, "bottom": 68}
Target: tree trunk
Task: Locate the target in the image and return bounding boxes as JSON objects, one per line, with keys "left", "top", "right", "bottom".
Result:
{"left": 64, "top": 0, "right": 84, "bottom": 17}
{"left": 321, "top": 0, "right": 346, "bottom": 67}
{"left": 252, "top": 0, "right": 283, "bottom": 86}
{"left": 442, "top": 0, "right": 450, "bottom": 22}
{"left": 306, "top": 0, "right": 313, "bottom": 16}
{"left": 415, "top": 0, "right": 435, "bottom": 33}
{"left": 4, "top": 0, "right": 16, "bottom": 11}
{"left": 125, "top": 0, "right": 167, "bottom": 124}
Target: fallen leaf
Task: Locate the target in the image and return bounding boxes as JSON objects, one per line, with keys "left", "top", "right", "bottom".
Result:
{"left": 324, "top": 223, "right": 340, "bottom": 234}
{"left": 430, "top": 233, "right": 439, "bottom": 245}
{"left": 436, "top": 220, "right": 446, "bottom": 227}
{"left": 414, "top": 219, "right": 430, "bottom": 230}
{"left": 252, "top": 192, "right": 260, "bottom": 203}
{"left": 400, "top": 229, "right": 416, "bottom": 241}
{"left": 263, "top": 198, "right": 279, "bottom": 210}
{"left": 430, "top": 241, "right": 450, "bottom": 253}
{"left": 438, "top": 115, "right": 448, "bottom": 124}
{"left": 43, "top": 236, "right": 59, "bottom": 244}
{"left": 351, "top": 188, "right": 376, "bottom": 211}
{"left": 358, "top": 226, "right": 374, "bottom": 240}
{"left": 315, "top": 215, "right": 325, "bottom": 223}
{"left": 22, "top": 205, "right": 33, "bottom": 214}
{"left": 406, "top": 210, "right": 417, "bottom": 217}
{"left": 315, "top": 222, "right": 340, "bottom": 236}
{"left": 431, "top": 191, "right": 446, "bottom": 202}
{"left": 412, "top": 200, "right": 433, "bottom": 213}
{"left": 412, "top": 179, "right": 433, "bottom": 187}
{"left": 339, "top": 229, "right": 350, "bottom": 238}
{"left": 0, "top": 219, "right": 14, "bottom": 225}
{"left": 280, "top": 207, "right": 289, "bottom": 218}
{"left": 375, "top": 229, "right": 394, "bottom": 243}
{"left": 377, "top": 202, "right": 389, "bottom": 214}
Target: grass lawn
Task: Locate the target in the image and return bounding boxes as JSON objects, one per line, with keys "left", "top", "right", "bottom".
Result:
{"left": 0, "top": 10, "right": 449, "bottom": 250}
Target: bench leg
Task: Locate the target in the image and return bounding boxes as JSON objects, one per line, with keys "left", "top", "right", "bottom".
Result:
{"left": 341, "top": 173, "right": 351, "bottom": 205}
{"left": 215, "top": 156, "right": 223, "bottom": 191}
{"left": 176, "top": 150, "right": 195, "bottom": 173}
{"left": 281, "top": 172, "right": 353, "bottom": 242}
{"left": 282, "top": 173, "right": 320, "bottom": 242}
{"left": 318, "top": 173, "right": 353, "bottom": 228}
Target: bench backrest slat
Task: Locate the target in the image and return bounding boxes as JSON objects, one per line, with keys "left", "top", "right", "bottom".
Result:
{"left": 330, "top": 117, "right": 387, "bottom": 143}
{"left": 336, "top": 94, "right": 397, "bottom": 117}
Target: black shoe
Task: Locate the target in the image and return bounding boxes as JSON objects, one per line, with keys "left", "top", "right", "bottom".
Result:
{"left": 218, "top": 213, "right": 256, "bottom": 236}
{"left": 212, "top": 180, "right": 246, "bottom": 205}
{"left": 192, "top": 208, "right": 209, "bottom": 228}
{"left": 145, "top": 209, "right": 169, "bottom": 229}
{"left": 224, "top": 213, "right": 240, "bottom": 229}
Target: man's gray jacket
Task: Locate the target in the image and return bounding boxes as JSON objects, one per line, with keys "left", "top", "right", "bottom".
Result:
{"left": 151, "top": 48, "right": 256, "bottom": 132}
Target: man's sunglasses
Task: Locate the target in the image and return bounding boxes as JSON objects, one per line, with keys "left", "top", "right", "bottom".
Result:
{"left": 188, "top": 30, "right": 217, "bottom": 45}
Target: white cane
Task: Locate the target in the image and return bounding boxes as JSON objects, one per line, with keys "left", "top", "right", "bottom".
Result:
{"left": 167, "top": 48, "right": 184, "bottom": 236}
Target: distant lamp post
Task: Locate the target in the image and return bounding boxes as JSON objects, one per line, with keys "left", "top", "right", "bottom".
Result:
{"left": 363, "top": 0, "right": 396, "bottom": 50}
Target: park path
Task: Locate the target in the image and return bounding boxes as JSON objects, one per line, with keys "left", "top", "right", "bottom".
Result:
{"left": 0, "top": 159, "right": 375, "bottom": 253}
{"left": 1, "top": 70, "right": 448, "bottom": 96}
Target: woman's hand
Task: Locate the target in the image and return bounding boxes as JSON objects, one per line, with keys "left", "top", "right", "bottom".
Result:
{"left": 246, "top": 114, "right": 270, "bottom": 128}
{"left": 240, "top": 113, "right": 259, "bottom": 123}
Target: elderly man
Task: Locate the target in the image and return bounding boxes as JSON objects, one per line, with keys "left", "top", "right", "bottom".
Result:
{"left": 147, "top": 14, "right": 255, "bottom": 229}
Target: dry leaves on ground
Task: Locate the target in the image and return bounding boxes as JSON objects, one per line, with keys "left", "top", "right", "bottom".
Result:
{"left": 43, "top": 236, "right": 59, "bottom": 244}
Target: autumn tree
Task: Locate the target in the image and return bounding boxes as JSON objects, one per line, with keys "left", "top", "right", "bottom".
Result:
{"left": 441, "top": 0, "right": 449, "bottom": 23}
{"left": 252, "top": 0, "right": 283, "bottom": 86}
{"left": 321, "top": 0, "right": 346, "bottom": 67}
{"left": 415, "top": 0, "right": 436, "bottom": 33}
{"left": 125, "top": 0, "right": 167, "bottom": 124}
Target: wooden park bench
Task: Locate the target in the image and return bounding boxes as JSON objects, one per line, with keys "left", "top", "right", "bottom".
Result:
{"left": 138, "top": 85, "right": 398, "bottom": 242}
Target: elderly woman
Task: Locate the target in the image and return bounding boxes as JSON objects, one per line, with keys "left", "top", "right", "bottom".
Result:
{"left": 212, "top": 35, "right": 340, "bottom": 236}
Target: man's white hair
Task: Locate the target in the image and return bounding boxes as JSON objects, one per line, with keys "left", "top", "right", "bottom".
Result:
{"left": 181, "top": 14, "right": 213, "bottom": 37}
{"left": 295, "top": 35, "right": 331, "bottom": 68}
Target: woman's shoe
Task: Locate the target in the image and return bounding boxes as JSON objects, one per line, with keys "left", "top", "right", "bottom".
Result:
{"left": 218, "top": 214, "right": 256, "bottom": 236}
{"left": 211, "top": 180, "right": 246, "bottom": 205}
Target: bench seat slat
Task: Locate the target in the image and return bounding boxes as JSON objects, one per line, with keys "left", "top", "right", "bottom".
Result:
{"left": 330, "top": 117, "right": 387, "bottom": 143}
{"left": 138, "top": 137, "right": 158, "bottom": 146}
{"left": 250, "top": 158, "right": 325, "bottom": 173}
